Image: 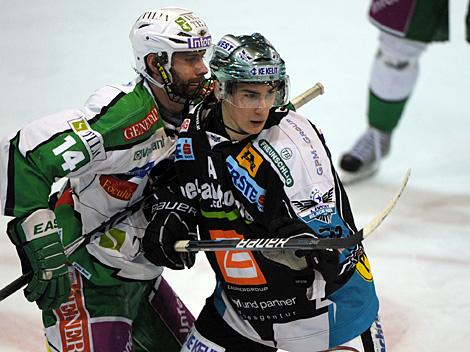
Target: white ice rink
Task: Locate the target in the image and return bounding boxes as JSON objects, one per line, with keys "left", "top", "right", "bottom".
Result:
{"left": 1, "top": 1, "right": 469, "bottom": 351}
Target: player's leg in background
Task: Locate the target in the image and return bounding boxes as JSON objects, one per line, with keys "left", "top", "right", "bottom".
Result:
{"left": 339, "top": 0, "right": 448, "bottom": 184}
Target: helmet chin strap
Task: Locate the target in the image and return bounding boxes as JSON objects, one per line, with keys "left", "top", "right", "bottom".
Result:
{"left": 222, "top": 121, "right": 250, "bottom": 136}
{"left": 136, "top": 61, "right": 189, "bottom": 104}
{"left": 137, "top": 68, "right": 165, "bottom": 89}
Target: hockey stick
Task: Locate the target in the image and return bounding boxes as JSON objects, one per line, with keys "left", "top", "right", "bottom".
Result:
{"left": 174, "top": 169, "right": 411, "bottom": 253}
{"left": 0, "top": 82, "right": 326, "bottom": 302}
{"left": 292, "top": 82, "right": 324, "bottom": 109}
{"left": 0, "top": 192, "right": 156, "bottom": 302}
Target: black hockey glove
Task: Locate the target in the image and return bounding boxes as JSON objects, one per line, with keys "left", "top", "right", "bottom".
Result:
{"left": 268, "top": 217, "right": 341, "bottom": 285}
{"left": 143, "top": 187, "right": 198, "bottom": 270}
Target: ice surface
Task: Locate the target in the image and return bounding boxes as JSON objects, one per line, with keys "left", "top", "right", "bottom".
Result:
{"left": 1, "top": 1, "right": 469, "bottom": 351}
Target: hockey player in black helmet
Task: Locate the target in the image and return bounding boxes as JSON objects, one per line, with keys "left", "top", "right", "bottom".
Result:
{"left": 145, "top": 32, "right": 388, "bottom": 351}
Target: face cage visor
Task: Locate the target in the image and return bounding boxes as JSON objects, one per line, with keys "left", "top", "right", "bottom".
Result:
{"left": 217, "top": 76, "right": 290, "bottom": 109}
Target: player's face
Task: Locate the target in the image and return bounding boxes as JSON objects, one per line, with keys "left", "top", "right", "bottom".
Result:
{"left": 170, "top": 51, "right": 208, "bottom": 97}
{"left": 222, "top": 83, "right": 276, "bottom": 139}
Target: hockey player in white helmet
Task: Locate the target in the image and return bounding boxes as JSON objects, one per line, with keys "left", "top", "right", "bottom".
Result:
{"left": 0, "top": 7, "right": 211, "bottom": 351}
{"left": 144, "top": 32, "right": 387, "bottom": 351}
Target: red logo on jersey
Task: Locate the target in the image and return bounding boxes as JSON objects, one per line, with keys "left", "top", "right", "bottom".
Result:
{"left": 123, "top": 107, "right": 160, "bottom": 141}
{"left": 56, "top": 269, "right": 91, "bottom": 351}
{"left": 210, "top": 229, "right": 266, "bottom": 285}
{"left": 180, "top": 118, "right": 191, "bottom": 133}
{"left": 99, "top": 175, "right": 138, "bottom": 201}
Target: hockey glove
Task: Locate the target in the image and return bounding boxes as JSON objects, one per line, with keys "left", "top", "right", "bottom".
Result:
{"left": 267, "top": 217, "right": 341, "bottom": 284}
{"left": 7, "top": 209, "right": 71, "bottom": 310}
{"left": 143, "top": 186, "right": 198, "bottom": 270}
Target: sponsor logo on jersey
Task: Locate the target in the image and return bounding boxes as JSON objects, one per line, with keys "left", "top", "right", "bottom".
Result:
{"left": 226, "top": 156, "right": 266, "bottom": 211}
{"left": 123, "top": 107, "right": 160, "bottom": 141}
{"left": 285, "top": 118, "right": 312, "bottom": 144}
{"left": 258, "top": 139, "right": 294, "bottom": 187}
{"left": 236, "top": 143, "right": 263, "bottom": 177}
{"left": 310, "top": 148, "right": 323, "bottom": 175}
{"left": 180, "top": 179, "right": 254, "bottom": 221}
{"left": 99, "top": 175, "right": 138, "bottom": 201}
{"left": 231, "top": 296, "right": 297, "bottom": 311}
{"left": 356, "top": 252, "right": 373, "bottom": 282}
{"left": 99, "top": 228, "right": 126, "bottom": 251}
{"left": 210, "top": 229, "right": 267, "bottom": 285}
{"left": 184, "top": 330, "right": 221, "bottom": 352}
{"left": 56, "top": 269, "right": 91, "bottom": 352}
{"left": 175, "top": 138, "right": 195, "bottom": 160}
{"left": 68, "top": 117, "right": 106, "bottom": 161}
{"left": 179, "top": 118, "right": 191, "bottom": 133}
{"left": 249, "top": 66, "right": 279, "bottom": 76}
{"left": 127, "top": 161, "right": 155, "bottom": 178}
{"left": 281, "top": 147, "right": 292, "bottom": 160}
{"left": 133, "top": 136, "right": 166, "bottom": 160}
{"left": 187, "top": 35, "right": 212, "bottom": 49}
{"left": 207, "top": 132, "right": 225, "bottom": 148}
{"left": 292, "top": 187, "right": 335, "bottom": 223}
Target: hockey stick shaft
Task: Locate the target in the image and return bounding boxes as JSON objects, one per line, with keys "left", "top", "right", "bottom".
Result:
{"left": 0, "top": 193, "right": 153, "bottom": 302}
{"left": 174, "top": 169, "right": 411, "bottom": 253}
{"left": 292, "top": 82, "right": 324, "bottom": 109}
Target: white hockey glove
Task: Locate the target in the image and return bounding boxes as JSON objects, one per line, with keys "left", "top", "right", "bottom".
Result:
{"left": 266, "top": 217, "right": 341, "bottom": 287}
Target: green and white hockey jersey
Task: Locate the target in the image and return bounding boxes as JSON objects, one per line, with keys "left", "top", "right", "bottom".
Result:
{"left": 0, "top": 77, "right": 177, "bottom": 284}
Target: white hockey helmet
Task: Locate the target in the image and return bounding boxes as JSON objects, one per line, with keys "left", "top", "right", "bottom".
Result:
{"left": 129, "top": 7, "right": 212, "bottom": 100}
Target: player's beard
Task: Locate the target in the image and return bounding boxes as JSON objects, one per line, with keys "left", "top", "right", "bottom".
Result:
{"left": 169, "top": 71, "right": 206, "bottom": 101}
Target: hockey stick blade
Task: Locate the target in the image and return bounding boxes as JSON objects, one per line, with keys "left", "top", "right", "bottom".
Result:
{"left": 174, "top": 169, "right": 411, "bottom": 253}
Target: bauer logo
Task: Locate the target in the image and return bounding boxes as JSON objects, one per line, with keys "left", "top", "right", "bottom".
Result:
{"left": 235, "top": 237, "right": 290, "bottom": 249}
{"left": 175, "top": 138, "right": 195, "bottom": 161}
{"left": 187, "top": 35, "right": 212, "bottom": 49}
{"left": 249, "top": 66, "right": 279, "bottom": 76}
